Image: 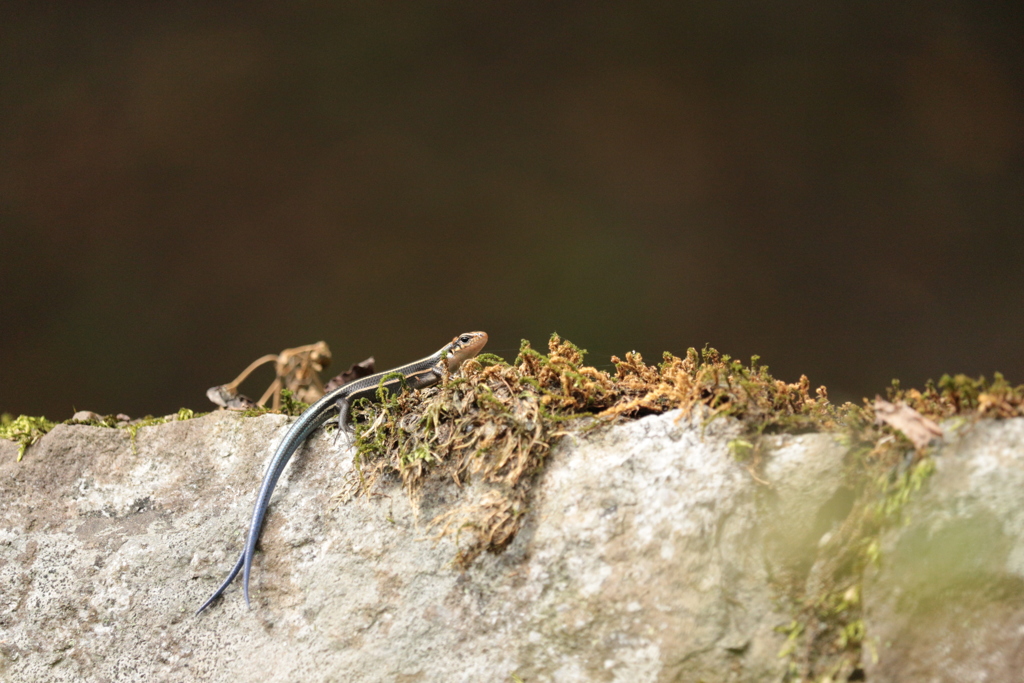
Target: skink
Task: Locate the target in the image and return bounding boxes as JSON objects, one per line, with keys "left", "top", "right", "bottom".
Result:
{"left": 196, "top": 331, "right": 488, "bottom": 614}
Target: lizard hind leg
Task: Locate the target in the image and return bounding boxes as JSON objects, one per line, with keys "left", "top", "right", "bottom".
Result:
{"left": 332, "top": 397, "right": 353, "bottom": 446}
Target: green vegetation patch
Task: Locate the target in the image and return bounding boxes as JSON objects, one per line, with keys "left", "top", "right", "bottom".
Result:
{"left": 0, "top": 413, "right": 56, "bottom": 461}
{"left": 278, "top": 388, "right": 310, "bottom": 417}
{"left": 2, "top": 408, "right": 210, "bottom": 460}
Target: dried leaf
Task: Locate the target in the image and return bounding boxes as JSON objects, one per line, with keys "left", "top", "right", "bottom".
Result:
{"left": 267, "top": 341, "right": 333, "bottom": 408}
{"left": 873, "top": 397, "right": 943, "bottom": 449}
{"left": 208, "top": 341, "right": 334, "bottom": 411}
{"left": 324, "top": 357, "right": 376, "bottom": 394}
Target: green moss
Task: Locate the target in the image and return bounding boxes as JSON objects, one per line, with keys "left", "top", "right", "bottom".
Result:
{"left": 1, "top": 413, "right": 56, "bottom": 461}
{"left": 279, "top": 388, "right": 310, "bottom": 417}
{"left": 176, "top": 407, "right": 209, "bottom": 421}
{"left": 728, "top": 438, "right": 755, "bottom": 462}
{"left": 474, "top": 353, "right": 506, "bottom": 368}
{"left": 775, "top": 619, "right": 805, "bottom": 659}
{"left": 399, "top": 443, "right": 436, "bottom": 469}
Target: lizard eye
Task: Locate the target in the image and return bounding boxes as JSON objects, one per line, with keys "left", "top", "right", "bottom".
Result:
{"left": 459, "top": 335, "right": 471, "bottom": 344}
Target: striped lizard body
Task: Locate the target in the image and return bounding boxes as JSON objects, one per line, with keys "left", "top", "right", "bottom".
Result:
{"left": 196, "top": 331, "right": 488, "bottom": 614}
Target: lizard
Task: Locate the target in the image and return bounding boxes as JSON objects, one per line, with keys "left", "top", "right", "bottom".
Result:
{"left": 196, "top": 331, "right": 488, "bottom": 614}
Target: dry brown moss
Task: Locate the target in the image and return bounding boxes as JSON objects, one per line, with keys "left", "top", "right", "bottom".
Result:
{"left": 885, "top": 372, "right": 1024, "bottom": 420}
{"left": 349, "top": 334, "right": 846, "bottom": 567}
{"left": 602, "top": 346, "right": 842, "bottom": 433}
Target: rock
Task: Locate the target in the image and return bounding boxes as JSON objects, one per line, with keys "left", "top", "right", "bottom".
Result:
{"left": 861, "top": 418, "right": 1024, "bottom": 682}
{"left": 1, "top": 410, "right": 1021, "bottom": 682}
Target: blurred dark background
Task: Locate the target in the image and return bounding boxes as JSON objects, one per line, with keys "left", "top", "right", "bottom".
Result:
{"left": 2, "top": 2, "right": 1023, "bottom": 419}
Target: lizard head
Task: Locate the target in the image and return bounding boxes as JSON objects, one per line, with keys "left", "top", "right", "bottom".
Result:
{"left": 443, "top": 331, "right": 488, "bottom": 372}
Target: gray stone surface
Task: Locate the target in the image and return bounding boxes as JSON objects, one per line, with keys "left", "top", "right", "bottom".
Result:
{"left": 862, "top": 417, "right": 1024, "bottom": 682}
{"left": 1, "top": 410, "right": 1021, "bottom": 682}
